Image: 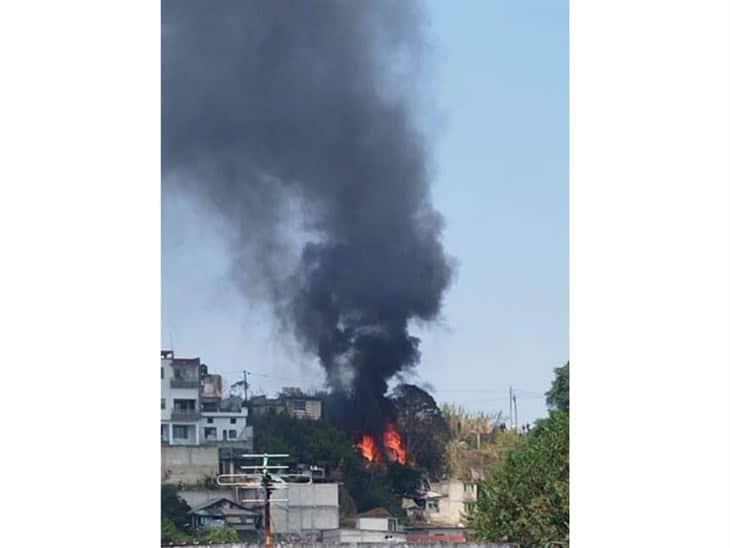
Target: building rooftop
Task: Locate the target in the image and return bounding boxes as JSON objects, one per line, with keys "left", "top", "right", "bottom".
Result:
{"left": 358, "top": 507, "right": 393, "bottom": 519}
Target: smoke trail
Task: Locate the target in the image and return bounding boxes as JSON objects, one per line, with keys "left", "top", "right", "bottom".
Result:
{"left": 162, "top": 0, "right": 452, "bottom": 436}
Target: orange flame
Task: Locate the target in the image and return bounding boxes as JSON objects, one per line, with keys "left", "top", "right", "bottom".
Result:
{"left": 383, "top": 423, "right": 407, "bottom": 464}
{"left": 357, "top": 425, "right": 407, "bottom": 464}
{"left": 357, "top": 433, "right": 379, "bottom": 462}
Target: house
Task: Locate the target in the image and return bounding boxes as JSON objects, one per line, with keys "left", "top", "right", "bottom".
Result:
{"left": 428, "top": 479, "right": 478, "bottom": 525}
{"left": 322, "top": 507, "right": 406, "bottom": 544}
{"left": 280, "top": 387, "right": 323, "bottom": 420}
{"left": 161, "top": 350, "right": 202, "bottom": 445}
{"left": 161, "top": 350, "right": 255, "bottom": 484}
{"left": 200, "top": 397, "right": 253, "bottom": 449}
{"left": 248, "top": 388, "right": 322, "bottom": 421}
{"left": 356, "top": 506, "right": 401, "bottom": 533}
{"left": 188, "top": 497, "right": 260, "bottom": 534}
{"left": 161, "top": 350, "right": 254, "bottom": 450}
{"left": 402, "top": 479, "right": 478, "bottom": 526}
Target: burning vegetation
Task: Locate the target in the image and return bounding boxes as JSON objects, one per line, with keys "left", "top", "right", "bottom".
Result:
{"left": 357, "top": 423, "right": 407, "bottom": 465}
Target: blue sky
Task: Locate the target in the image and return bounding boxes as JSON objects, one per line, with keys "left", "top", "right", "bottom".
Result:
{"left": 162, "top": 0, "right": 567, "bottom": 425}
{"left": 413, "top": 0, "right": 568, "bottom": 423}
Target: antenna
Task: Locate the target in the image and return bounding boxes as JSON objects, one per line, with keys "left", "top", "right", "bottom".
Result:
{"left": 217, "top": 453, "right": 291, "bottom": 548}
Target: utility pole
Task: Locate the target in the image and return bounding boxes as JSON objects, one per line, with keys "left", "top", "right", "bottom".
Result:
{"left": 217, "top": 453, "right": 301, "bottom": 548}
{"left": 243, "top": 370, "right": 249, "bottom": 402}
{"left": 513, "top": 393, "right": 518, "bottom": 433}
{"left": 508, "top": 386, "right": 513, "bottom": 430}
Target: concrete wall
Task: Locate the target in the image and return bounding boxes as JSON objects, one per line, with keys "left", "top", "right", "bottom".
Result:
{"left": 323, "top": 529, "right": 406, "bottom": 543}
{"left": 167, "top": 542, "right": 519, "bottom": 548}
{"left": 271, "top": 483, "right": 339, "bottom": 534}
{"left": 161, "top": 445, "right": 218, "bottom": 485}
{"left": 429, "top": 479, "right": 478, "bottom": 526}
{"left": 356, "top": 517, "right": 391, "bottom": 531}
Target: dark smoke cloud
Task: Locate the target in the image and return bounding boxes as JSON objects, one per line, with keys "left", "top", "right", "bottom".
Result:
{"left": 162, "top": 0, "right": 452, "bottom": 437}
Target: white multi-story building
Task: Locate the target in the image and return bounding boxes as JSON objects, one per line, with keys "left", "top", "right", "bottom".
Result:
{"left": 200, "top": 408, "right": 253, "bottom": 446}
{"left": 161, "top": 350, "right": 253, "bottom": 451}
{"left": 161, "top": 350, "right": 202, "bottom": 445}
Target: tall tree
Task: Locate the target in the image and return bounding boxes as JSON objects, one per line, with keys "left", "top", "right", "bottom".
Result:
{"left": 467, "top": 365, "right": 569, "bottom": 545}
{"left": 392, "top": 384, "right": 451, "bottom": 478}
{"left": 545, "top": 361, "right": 569, "bottom": 412}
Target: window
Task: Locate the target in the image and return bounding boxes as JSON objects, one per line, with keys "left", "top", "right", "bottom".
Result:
{"left": 230, "top": 418, "right": 237, "bottom": 424}
{"left": 388, "top": 519, "right": 397, "bottom": 532}
{"left": 204, "top": 427, "right": 216, "bottom": 440}
{"left": 228, "top": 429, "right": 237, "bottom": 439}
{"left": 292, "top": 399, "right": 306, "bottom": 411}
{"left": 173, "top": 425, "right": 188, "bottom": 440}
{"left": 207, "top": 417, "right": 213, "bottom": 424}
{"left": 161, "top": 398, "right": 166, "bottom": 410}
{"left": 173, "top": 399, "right": 195, "bottom": 412}
{"left": 161, "top": 367, "right": 164, "bottom": 379}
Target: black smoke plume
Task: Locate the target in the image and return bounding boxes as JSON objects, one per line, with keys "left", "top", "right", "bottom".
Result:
{"left": 162, "top": 0, "right": 452, "bottom": 442}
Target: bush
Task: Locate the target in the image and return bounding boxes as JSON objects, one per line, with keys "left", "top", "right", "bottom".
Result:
{"left": 196, "top": 526, "right": 240, "bottom": 543}
{"left": 161, "top": 518, "right": 191, "bottom": 544}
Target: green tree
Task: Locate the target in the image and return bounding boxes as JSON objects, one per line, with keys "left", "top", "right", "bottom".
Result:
{"left": 467, "top": 410, "right": 569, "bottom": 546}
{"left": 161, "top": 518, "right": 191, "bottom": 544}
{"left": 161, "top": 484, "right": 191, "bottom": 530}
{"left": 468, "top": 365, "right": 569, "bottom": 546}
{"left": 392, "top": 384, "right": 451, "bottom": 478}
{"left": 546, "top": 362, "right": 569, "bottom": 412}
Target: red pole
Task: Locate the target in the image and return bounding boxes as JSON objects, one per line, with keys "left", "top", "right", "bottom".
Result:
{"left": 264, "top": 484, "right": 273, "bottom": 548}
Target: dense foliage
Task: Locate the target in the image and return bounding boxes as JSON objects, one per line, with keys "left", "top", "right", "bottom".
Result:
{"left": 392, "top": 384, "right": 451, "bottom": 478}
{"left": 161, "top": 484, "right": 191, "bottom": 530}
{"left": 442, "top": 404, "right": 520, "bottom": 481}
{"left": 161, "top": 518, "right": 191, "bottom": 545}
{"left": 467, "top": 410, "right": 569, "bottom": 546}
{"left": 250, "top": 411, "right": 420, "bottom": 516}
{"left": 546, "top": 362, "right": 569, "bottom": 412}
{"left": 467, "top": 365, "right": 570, "bottom": 547}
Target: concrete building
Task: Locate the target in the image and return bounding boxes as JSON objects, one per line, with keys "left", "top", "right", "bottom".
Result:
{"left": 161, "top": 350, "right": 254, "bottom": 454}
{"left": 403, "top": 479, "right": 478, "bottom": 526}
{"left": 248, "top": 388, "right": 323, "bottom": 421}
{"left": 270, "top": 482, "right": 339, "bottom": 535}
{"left": 161, "top": 350, "right": 201, "bottom": 445}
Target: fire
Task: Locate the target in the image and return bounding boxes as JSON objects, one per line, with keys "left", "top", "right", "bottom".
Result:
{"left": 384, "top": 423, "right": 407, "bottom": 464}
{"left": 357, "top": 433, "right": 379, "bottom": 462}
{"left": 357, "top": 424, "right": 407, "bottom": 465}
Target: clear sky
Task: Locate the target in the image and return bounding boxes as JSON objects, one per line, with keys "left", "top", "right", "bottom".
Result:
{"left": 162, "top": 0, "right": 567, "bottom": 425}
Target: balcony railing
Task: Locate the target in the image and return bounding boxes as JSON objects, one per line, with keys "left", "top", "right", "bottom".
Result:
{"left": 170, "top": 379, "right": 199, "bottom": 389}
{"left": 170, "top": 410, "right": 201, "bottom": 422}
